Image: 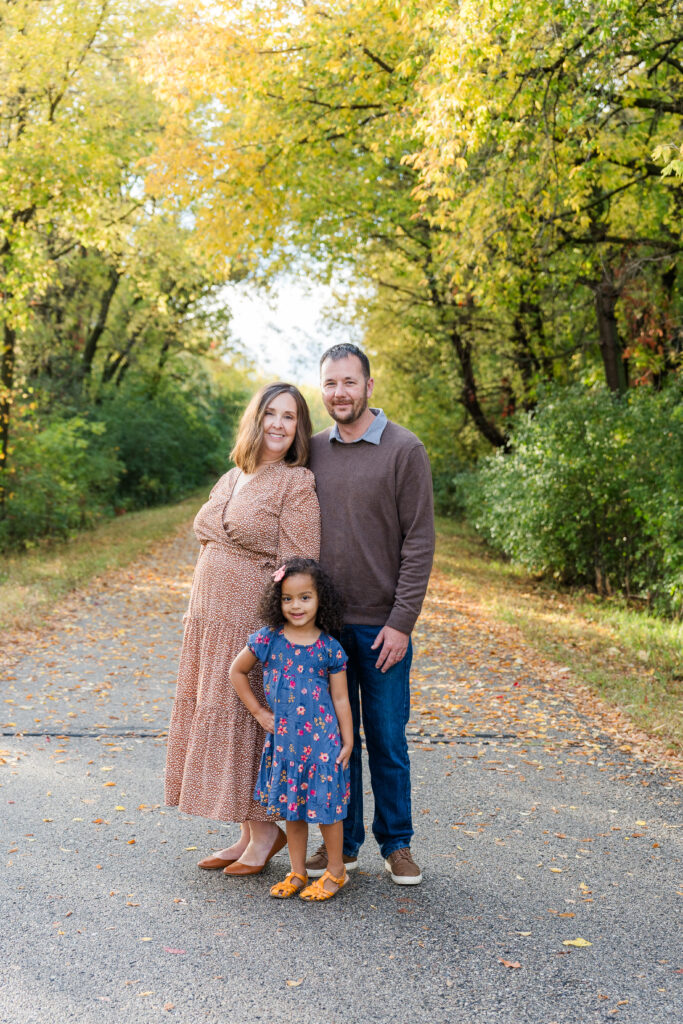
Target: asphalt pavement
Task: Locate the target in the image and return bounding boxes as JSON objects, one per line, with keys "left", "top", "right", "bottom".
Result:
{"left": 1, "top": 525, "right": 681, "bottom": 1024}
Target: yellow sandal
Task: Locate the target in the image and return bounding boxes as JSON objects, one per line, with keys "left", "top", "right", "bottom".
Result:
{"left": 269, "top": 871, "right": 308, "bottom": 899}
{"left": 299, "top": 868, "right": 348, "bottom": 902}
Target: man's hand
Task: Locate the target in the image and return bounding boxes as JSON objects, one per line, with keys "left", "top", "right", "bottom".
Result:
{"left": 371, "top": 625, "right": 410, "bottom": 673}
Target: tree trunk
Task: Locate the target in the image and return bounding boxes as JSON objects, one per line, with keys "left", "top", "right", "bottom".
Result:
{"left": 102, "top": 327, "right": 143, "bottom": 385}
{"left": 659, "top": 261, "right": 679, "bottom": 387}
{"left": 0, "top": 320, "right": 16, "bottom": 509}
{"left": 114, "top": 355, "right": 131, "bottom": 386}
{"left": 425, "top": 253, "right": 508, "bottom": 448}
{"left": 81, "top": 265, "right": 120, "bottom": 382}
{"left": 512, "top": 298, "right": 546, "bottom": 407}
{"left": 147, "top": 336, "right": 172, "bottom": 397}
{"left": 595, "top": 273, "right": 628, "bottom": 393}
{"left": 512, "top": 309, "right": 539, "bottom": 391}
{"left": 449, "top": 327, "right": 507, "bottom": 448}
{"left": 525, "top": 297, "right": 554, "bottom": 379}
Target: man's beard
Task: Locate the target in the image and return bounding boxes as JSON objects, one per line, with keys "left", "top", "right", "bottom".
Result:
{"left": 327, "top": 395, "right": 368, "bottom": 424}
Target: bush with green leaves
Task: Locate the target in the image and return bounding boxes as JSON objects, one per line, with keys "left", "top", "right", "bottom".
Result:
{"left": 0, "top": 373, "right": 248, "bottom": 551}
{"left": 460, "top": 384, "right": 683, "bottom": 616}
{"left": 0, "top": 417, "right": 122, "bottom": 550}
{"left": 95, "top": 378, "right": 231, "bottom": 509}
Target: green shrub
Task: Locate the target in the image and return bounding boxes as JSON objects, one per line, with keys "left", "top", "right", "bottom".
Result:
{"left": 0, "top": 373, "right": 247, "bottom": 552}
{"left": 95, "top": 379, "right": 228, "bottom": 509}
{"left": 0, "top": 417, "right": 122, "bottom": 550}
{"left": 460, "top": 384, "right": 683, "bottom": 616}
{"left": 431, "top": 465, "right": 468, "bottom": 517}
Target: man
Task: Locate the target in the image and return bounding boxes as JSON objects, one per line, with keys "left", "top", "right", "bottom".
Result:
{"left": 307, "top": 343, "right": 435, "bottom": 884}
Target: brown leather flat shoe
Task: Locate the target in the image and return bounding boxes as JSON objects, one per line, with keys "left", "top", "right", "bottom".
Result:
{"left": 197, "top": 854, "right": 237, "bottom": 870}
{"left": 222, "top": 828, "right": 287, "bottom": 876}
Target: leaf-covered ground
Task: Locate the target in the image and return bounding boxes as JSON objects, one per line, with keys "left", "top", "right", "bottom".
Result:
{"left": 411, "top": 567, "right": 683, "bottom": 780}
{"left": 1, "top": 524, "right": 681, "bottom": 1024}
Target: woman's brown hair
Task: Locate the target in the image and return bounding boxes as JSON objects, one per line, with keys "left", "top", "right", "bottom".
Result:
{"left": 230, "top": 382, "right": 312, "bottom": 474}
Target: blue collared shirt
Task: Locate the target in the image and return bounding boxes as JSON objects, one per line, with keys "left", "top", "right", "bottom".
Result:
{"left": 329, "top": 408, "right": 388, "bottom": 445}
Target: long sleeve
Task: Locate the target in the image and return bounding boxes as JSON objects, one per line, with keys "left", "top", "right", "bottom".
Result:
{"left": 385, "top": 443, "right": 435, "bottom": 634}
{"left": 277, "top": 467, "right": 321, "bottom": 563}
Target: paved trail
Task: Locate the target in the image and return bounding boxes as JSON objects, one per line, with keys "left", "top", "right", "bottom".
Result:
{"left": 1, "top": 525, "right": 681, "bottom": 1024}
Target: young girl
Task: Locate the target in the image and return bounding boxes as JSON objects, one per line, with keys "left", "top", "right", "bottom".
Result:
{"left": 229, "top": 558, "right": 353, "bottom": 901}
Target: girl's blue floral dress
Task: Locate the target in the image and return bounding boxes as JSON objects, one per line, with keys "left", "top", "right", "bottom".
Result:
{"left": 247, "top": 626, "right": 350, "bottom": 824}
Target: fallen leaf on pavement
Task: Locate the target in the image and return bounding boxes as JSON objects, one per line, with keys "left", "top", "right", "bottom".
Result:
{"left": 563, "top": 937, "right": 592, "bottom": 947}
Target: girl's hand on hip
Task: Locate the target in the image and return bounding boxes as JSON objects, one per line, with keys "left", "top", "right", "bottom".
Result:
{"left": 255, "top": 707, "right": 275, "bottom": 733}
{"left": 336, "top": 740, "right": 353, "bottom": 770}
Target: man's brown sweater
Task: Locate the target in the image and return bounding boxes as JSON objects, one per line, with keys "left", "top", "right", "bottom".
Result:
{"left": 309, "top": 420, "right": 435, "bottom": 634}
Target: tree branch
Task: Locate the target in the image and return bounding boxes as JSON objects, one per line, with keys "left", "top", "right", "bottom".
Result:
{"left": 361, "top": 47, "right": 394, "bottom": 74}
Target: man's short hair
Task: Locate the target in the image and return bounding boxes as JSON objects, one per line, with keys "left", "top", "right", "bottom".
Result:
{"left": 319, "top": 343, "right": 371, "bottom": 380}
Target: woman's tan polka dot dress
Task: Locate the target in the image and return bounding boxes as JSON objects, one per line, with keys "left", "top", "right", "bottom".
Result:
{"left": 165, "top": 462, "right": 321, "bottom": 822}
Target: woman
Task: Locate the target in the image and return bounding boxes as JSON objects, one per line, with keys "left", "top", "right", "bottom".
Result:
{"left": 165, "top": 382, "right": 320, "bottom": 874}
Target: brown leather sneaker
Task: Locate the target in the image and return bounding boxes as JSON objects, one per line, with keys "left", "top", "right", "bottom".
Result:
{"left": 305, "top": 843, "right": 358, "bottom": 878}
{"left": 384, "top": 847, "right": 423, "bottom": 885}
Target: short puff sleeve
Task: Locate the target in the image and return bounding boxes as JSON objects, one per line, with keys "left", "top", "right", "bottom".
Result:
{"left": 247, "top": 627, "right": 276, "bottom": 664}
{"left": 325, "top": 636, "right": 348, "bottom": 674}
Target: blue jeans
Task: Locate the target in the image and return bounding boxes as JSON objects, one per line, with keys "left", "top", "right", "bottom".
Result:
{"left": 340, "top": 625, "right": 413, "bottom": 860}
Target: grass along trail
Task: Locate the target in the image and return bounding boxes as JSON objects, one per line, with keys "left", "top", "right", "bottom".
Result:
{"left": 426, "top": 518, "right": 683, "bottom": 762}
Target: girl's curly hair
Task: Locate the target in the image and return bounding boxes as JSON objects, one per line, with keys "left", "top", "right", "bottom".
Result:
{"left": 259, "top": 558, "right": 345, "bottom": 635}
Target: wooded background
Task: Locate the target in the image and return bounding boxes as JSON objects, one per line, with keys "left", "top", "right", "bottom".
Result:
{"left": 1, "top": 1, "right": 681, "bottom": 614}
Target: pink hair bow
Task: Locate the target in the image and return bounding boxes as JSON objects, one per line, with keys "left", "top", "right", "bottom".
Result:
{"left": 272, "top": 565, "right": 287, "bottom": 583}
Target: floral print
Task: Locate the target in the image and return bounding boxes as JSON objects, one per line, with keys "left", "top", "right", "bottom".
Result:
{"left": 248, "top": 627, "right": 350, "bottom": 824}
